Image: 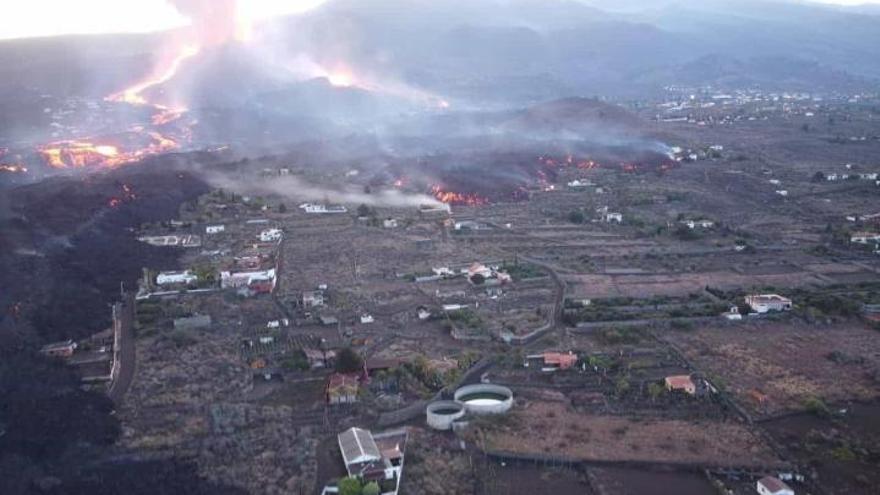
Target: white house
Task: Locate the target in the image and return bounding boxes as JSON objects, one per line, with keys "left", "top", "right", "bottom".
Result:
{"left": 205, "top": 225, "right": 226, "bottom": 235}
{"left": 775, "top": 190, "right": 789, "bottom": 197}
{"left": 360, "top": 314, "right": 375, "bottom": 324}
{"left": 156, "top": 270, "right": 198, "bottom": 286}
{"left": 567, "top": 179, "right": 594, "bottom": 188}
{"left": 300, "top": 203, "right": 348, "bottom": 214}
{"left": 432, "top": 267, "right": 455, "bottom": 277}
{"left": 851, "top": 232, "right": 880, "bottom": 244}
{"left": 745, "top": 294, "right": 793, "bottom": 314}
{"left": 605, "top": 212, "right": 623, "bottom": 223}
{"left": 383, "top": 218, "right": 399, "bottom": 229}
{"left": 757, "top": 476, "right": 794, "bottom": 495}
{"left": 454, "top": 220, "right": 481, "bottom": 231}
{"left": 302, "top": 291, "right": 325, "bottom": 308}
{"left": 335, "top": 428, "right": 408, "bottom": 495}
{"left": 416, "top": 307, "right": 432, "bottom": 320}
{"left": 442, "top": 304, "right": 468, "bottom": 312}
{"left": 722, "top": 306, "right": 743, "bottom": 321}
{"left": 683, "top": 220, "right": 715, "bottom": 229}
{"left": 220, "top": 268, "right": 277, "bottom": 291}
{"left": 259, "top": 228, "right": 283, "bottom": 242}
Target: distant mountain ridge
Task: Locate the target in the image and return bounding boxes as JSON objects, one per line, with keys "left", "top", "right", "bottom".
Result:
{"left": 0, "top": 0, "right": 878, "bottom": 103}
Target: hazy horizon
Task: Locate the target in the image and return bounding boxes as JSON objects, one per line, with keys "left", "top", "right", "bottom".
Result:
{"left": 2, "top": 0, "right": 879, "bottom": 41}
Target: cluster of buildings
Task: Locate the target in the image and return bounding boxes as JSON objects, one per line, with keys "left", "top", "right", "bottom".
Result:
{"left": 720, "top": 294, "right": 793, "bottom": 320}
{"left": 651, "top": 86, "right": 857, "bottom": 127}
{"left": 680, "top": 219, "right": 715, "bottom": 230}
{"left": 424, "top": 262, "right": 512, "bottom": 286}
{"left": 596, "top": 206, "right": 623, "bottom": 224}
{"left": 825, "top": 171, "right": 879, "bottom": 183}
{"left": 299, "top": 203, "right": 348, "bottom": 214}
{"left": 218, "top": 228, "right": 284, "bottom": 295}
{"left": 323, "top": 427, "right": 408, "bottom": 495}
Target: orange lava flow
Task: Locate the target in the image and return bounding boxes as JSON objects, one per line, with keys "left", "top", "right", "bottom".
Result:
{"left": 430, "top": 185, "right": 489, "bottom": 206}
{"left": 35, "top": 44, "right": 199, "bottom": 170}
{"left": 106, "top": 45, "right": 200, "bottom": 109}
{"left": 38, "top": 141, "right": 120, "bottom": 169}
{"left": 38, "top": 134, "right": 179, "bottom": 169}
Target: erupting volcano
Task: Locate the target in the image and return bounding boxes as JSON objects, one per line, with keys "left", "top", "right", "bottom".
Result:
{"left": 30, "top": 0, "right": 238, "bottom": 172}
{"left": 32, "top": 43, "right": 198, "bottom": 170}
{"left": 107, "top": 45, "right": 201, "bottom": 109}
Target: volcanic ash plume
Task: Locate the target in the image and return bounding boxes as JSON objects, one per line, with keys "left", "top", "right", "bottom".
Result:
{"left": 170, "top": 0, "right": 245, "bottom": 45}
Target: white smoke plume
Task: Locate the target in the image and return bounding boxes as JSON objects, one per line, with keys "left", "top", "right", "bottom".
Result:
{"left": 205, "top": 171, "right": 443, "bottom": 209}
{"left": 169, "top": 0, "right": 241, "bottom": 45}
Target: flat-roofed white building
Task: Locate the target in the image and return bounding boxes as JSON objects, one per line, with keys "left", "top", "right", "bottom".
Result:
{"left": 757, "top": 476, "right": 794, "bottom": 495}
{"left": 746, "top": 294, "right": 792, "bottom": 314}
{"left": 156, "top": 270, "right": 198, "bottom": 286}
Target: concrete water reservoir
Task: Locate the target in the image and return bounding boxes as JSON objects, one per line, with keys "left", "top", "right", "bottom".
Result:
{"left": 454, "top": 384, "right": 513, "bottom": 415}
{"left": 426, "top": 400, "right": 467, "bottom": 430}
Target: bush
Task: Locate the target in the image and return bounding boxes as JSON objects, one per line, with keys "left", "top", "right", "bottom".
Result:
{"left": 362, "top": 481, "right": 380, "bottom": 495}
{"left": 804, "top": 396, "right": 830, "bottom": 417}
{"left": 336, "top": 348, "right": 364, "bottom": 374}
{"left": 168, "top": 330, "right": 197, "bottom": 348}
{"left": 672, "top": 225, "right": 699, "bottom": 241}
{"left": 338, "top": 477, "right": 362, "bottom": 495}
{"left": 670, "top": 320, "right": 694, "bottom": 331}
{"left": 830, "top": 445, "right": 857, "bottom": 461}
{"left": 282, "top": 351, "right": 310, "bottom": 371}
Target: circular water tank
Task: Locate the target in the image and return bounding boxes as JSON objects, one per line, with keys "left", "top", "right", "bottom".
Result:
{"left": 454, "top": 384, "right": 513, "bottom": 415}
{"left": 426, "top": 400, "right": 467, "bottom": 431}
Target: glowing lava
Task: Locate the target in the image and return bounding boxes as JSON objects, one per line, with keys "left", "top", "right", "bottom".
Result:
{"left": 36, "top": 43, "right": 197, "bottom": 170}
{"left": 38, "top": 141, "right": 120, "bottom": 169}
{"left": 38, "top": 134, "right": 179, "bottom": 169}
{"left": 108, "top": 183, "right": 137, "bottom": 208}
{"left": 107, "top": 45, "right": 200, "bottom": 108}
{"left": 430, "top": 185, "right": 490, "bottom": 206}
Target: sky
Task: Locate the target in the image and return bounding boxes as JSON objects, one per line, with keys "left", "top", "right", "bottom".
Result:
{"left": 0, "top": 0, "right": 877, "bottom": 40}
{"left": 0, "top": 0, "right": 330, "bottom": 40}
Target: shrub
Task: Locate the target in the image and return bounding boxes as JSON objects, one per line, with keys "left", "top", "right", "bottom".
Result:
{"left": 336, "top": 348, "right": 364, "bottom": 374}
{"left": 338, "top": 477, "right": 362, "bottom": 495}
{"left": 362, "top": 481, "right": 380, "bottom": 495}
{"left": 803, "top": 396, "right": 830, "bottom": 417}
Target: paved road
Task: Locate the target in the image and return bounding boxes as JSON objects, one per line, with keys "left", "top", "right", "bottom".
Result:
{"left": 108, "top": 294, "right": 136, "bottom": 404}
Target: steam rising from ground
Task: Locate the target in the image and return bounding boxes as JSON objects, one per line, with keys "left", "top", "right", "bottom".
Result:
{"left": 205, "top": 170, "right": 443, "bottom": 208}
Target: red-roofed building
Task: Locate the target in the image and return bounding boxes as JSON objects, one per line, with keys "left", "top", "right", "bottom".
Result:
{"left": 665, "top": 375, "right": 696, "bottom": 395}
{"left": 543, "top": 352, "right": 578, "bottom": 370}
{"left": 327, "top": 373, "right": 360, "bottom": 405}
{"left": 526, "top": 351, "right": 578, "bottom": 371}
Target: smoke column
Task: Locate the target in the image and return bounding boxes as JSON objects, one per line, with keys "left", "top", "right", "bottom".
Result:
{"left": 169, "top": 0, "right": 244, "bottom": 45}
